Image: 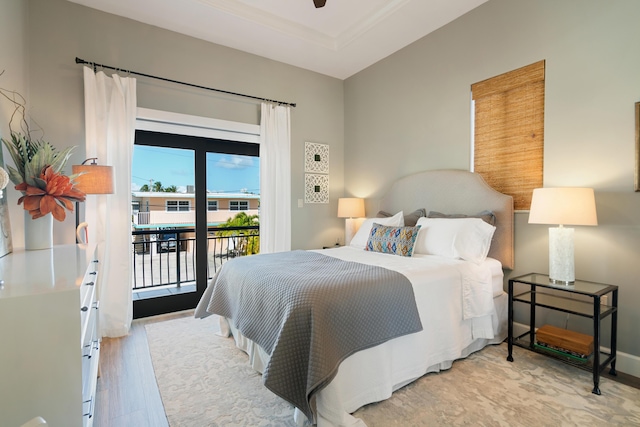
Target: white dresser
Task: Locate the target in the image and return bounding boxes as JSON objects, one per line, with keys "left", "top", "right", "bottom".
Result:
{"left": 0, "top": 244, "right": 101, "bottom": 427}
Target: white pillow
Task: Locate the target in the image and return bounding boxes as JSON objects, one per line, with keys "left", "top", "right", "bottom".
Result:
{"left": 413, "top": 217, "right": 496, "bottom": 264}
{"left": 452, "top": 219, "right": 496, "bottom": 264}
{"left": 349, "top": 211, "right": 404, "bottom": 249}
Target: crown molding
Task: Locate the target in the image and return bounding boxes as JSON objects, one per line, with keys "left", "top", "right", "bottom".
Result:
{"left": 197, "top": 0, "right": 410, "bottom": 52}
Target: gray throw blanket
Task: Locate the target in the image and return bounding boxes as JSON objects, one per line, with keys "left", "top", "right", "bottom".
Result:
{"left": 195, "top": 250, "right": 423, "bottom": 422}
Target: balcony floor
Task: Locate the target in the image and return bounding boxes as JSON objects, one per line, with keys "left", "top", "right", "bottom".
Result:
{"left": 133, "top": 282, "right": 196, "bottom": 300}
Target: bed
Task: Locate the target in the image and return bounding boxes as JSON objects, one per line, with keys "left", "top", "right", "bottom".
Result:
{"left": 195, "top": 169, "right": 514, "bottom": 427}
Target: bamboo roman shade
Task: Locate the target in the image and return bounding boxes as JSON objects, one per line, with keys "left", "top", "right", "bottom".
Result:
{"left": 472, "top": 60, "right": 545, "bottom": 210}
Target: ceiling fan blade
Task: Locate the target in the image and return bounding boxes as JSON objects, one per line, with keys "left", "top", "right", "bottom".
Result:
{"left": 313, "top": 0, "right": 326, "bottom": 8}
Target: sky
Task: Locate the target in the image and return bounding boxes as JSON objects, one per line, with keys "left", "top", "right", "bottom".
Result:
{"left": 131, "top": 145, "right": 259, "bottom": 194}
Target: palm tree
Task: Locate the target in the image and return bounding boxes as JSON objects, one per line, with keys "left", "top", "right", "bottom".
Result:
{"left": 216, "top": 212, "right": 260, "bottom": 255}
{"left": 164, "top": 185, "right": 178, "bottom": 193}
{"left": 139, "top": 184, "right": 150, "bottom": 192}
{"left": 152, "top": 181, "right": 163, "bottom": 192}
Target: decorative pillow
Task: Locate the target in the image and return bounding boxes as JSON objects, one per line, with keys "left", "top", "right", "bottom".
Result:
{"left": 377, "top": 208, "right": 426, "bottom": 227}
{"left": 427, "top": 210, "right": 496, "bottom": 226}
{"left": 413, "top": 217, "right": 496, "bottom": 264}
{"left": 365, "top": 223, "right": 421, "bottom": 257}
{"left": 349, "top": 211, "right": 404, "bottom": 248}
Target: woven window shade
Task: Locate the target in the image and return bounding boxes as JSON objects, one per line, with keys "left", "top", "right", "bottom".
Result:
{"left": 472, "top": 60, "right": 545, "bottom": 210}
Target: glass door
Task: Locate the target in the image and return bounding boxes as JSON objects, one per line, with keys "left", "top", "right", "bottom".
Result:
{"left": 132, "top": 130, "right": 258, "bottom": 318}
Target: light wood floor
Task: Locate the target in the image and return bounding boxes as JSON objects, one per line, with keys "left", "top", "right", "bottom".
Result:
{"left": 94, "top": 310, "right": 193, "bottom": 427}
{"left": 94, "top": 311, "right": 640, "bottom": 427}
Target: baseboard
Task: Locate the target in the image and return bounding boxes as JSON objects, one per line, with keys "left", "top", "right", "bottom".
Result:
{"left": 614, "top": 349, "right": 640, "bottom": 379}
{"left": 511, "top": 322, "right": 640, "bottom": 379}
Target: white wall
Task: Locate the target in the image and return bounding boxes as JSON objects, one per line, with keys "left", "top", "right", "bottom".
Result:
{"left": 345, "top": 0, "right": 640, "bottom": 370}
{"left": 6, "top": 0, "right": 345, "bottom": 251}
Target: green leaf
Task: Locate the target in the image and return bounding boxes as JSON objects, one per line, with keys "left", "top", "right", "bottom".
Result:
{"left": 2, "top": 132, "right": 77, "bottom": 187}
{"left": 5, "top": 165, "right": 22, "bottom": 187}
{"left": 50, "top": 145, "right": 75, "bottom": 173}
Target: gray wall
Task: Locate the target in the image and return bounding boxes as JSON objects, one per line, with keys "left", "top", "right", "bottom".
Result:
{"left": 0, "top": 0, "right": 28, "bottom": 236}
{"left": 4, "top": 0, "right": 639, "bottom": 372}
{"left": 3, "top": 0, "right": 345, "bottom": 251}
{"left": 345, "top": 0, "right": 640, "bottom": 369}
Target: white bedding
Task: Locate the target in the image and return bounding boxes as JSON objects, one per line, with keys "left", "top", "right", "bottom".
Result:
{"left": 219, "top": 246, "right": 508, "bottom": 427}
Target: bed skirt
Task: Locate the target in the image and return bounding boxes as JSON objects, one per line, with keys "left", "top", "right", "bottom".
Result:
{"left": 218, "top": 292, "right": 508, "bottom": 427}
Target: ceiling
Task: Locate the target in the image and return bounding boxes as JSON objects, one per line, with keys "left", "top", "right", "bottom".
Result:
{"left": 68, "top": 0, "right": 487, "bottom": 80}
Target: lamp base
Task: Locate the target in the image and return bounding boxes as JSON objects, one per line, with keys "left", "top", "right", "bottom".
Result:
{"left": 549, "top": 278, "right": 575, "bottom": 286}
{"left": 548, "top": 226, "right": 575, "bottom": 285}
{"left": 344, "top": 218, "right": 357, "bottom": 246}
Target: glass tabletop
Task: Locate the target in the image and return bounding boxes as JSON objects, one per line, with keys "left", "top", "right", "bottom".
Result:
{"left": 510, "top": 273, "right": 617, "bottom": 296}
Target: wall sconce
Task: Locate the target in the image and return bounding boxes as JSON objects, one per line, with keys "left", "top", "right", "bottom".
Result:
{"left": 528, "top": 187, "right": 598, "bottom": 284}
{"left": 72, "top": 158, "right": 115, "bottom": 242}
{"left": 338, "top": 197, "right": 365, "bottom": 245}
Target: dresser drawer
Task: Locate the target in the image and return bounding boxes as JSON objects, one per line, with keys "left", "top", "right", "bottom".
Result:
{"left": 80, "top": 258, "right": 99, "bottom": 345}
{"left": 80, "top": 257, "right": 100, "bottom": 427}
{"left": 81, "top": 311, "right": 99, "bottom": 427}
{"left": 80, "top": 259, "right": 98, "bottom": 310}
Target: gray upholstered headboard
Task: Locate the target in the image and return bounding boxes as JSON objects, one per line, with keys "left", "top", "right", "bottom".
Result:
{"left": 378, "top": 170, "right": 514, "bottom": 269}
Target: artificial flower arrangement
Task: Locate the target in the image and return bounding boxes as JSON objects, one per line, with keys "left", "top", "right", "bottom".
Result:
{"left": 1, "top": 86, "right": 86, "bottom": 221}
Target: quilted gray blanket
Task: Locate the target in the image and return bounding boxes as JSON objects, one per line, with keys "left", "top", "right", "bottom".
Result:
{"left": 195, "top": 250, "right": 423, "bottom": 422}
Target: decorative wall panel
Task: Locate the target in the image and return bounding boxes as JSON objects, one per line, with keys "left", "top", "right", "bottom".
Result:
{"left": 304, "top": 173, "right": 329, "bottom": 204}
{"left": 304, "top": 142, "right": 329, "bottom": 174}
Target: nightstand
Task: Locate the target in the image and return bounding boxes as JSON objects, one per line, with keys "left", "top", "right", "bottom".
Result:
{"left": 507, "top": 273, "right": 618, "bottom": 395}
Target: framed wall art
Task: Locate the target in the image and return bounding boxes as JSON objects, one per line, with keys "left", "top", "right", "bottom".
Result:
{"left": 304, "top": 141, "right": 329, "bottom": 174}
{"left": 0, "top": 149, "right": 13, "bottom": 258}
{"left": 304, "top": 173, "right": 329, "bottom": 204}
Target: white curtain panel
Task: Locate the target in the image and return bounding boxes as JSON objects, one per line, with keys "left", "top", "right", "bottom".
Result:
{"left": 259, "top": 103, "right": 291, "bottom": 253}
{"left": 83, "top": 67, "right": 137, "bottom": 337}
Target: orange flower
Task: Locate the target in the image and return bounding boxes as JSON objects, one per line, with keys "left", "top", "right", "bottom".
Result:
{"left": 16, "top": 166, "right": 86, "bottom": 221}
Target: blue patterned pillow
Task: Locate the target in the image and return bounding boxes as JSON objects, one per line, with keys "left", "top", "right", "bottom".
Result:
{"left": 365, "top": 223, "right": 421, "bottom": 257}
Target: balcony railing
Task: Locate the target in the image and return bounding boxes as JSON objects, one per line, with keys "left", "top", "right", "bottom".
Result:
{"left": 131, "top": 226, "right": 259, "bottom": 291}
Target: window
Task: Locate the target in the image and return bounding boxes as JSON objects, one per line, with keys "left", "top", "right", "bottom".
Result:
{"left": 230, "top": 200, "right": 248, "bottom": 211}
{"left": 166, "top": 200, "right": 190, "bottom": 212}
{"left": 208, "top": 200, "right": 218, "bottom": 211}
{"left": 472, "top": 60, "right": 545, "bottom": 210}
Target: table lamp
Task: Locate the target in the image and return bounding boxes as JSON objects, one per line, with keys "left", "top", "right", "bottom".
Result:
{"left": 528, "top": 187, "right": 598, "bottom": 284}
{"left": 338, "top": 197, "right": 365, "bottom": 246}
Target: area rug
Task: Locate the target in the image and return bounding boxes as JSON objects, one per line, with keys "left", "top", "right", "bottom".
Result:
{"left": 146, "top": 315, "right": 640, "bottom": 427}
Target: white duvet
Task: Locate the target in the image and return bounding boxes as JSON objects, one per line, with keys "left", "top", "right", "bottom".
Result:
{"left": 218, "top": 246, "right": 508, "bottom": 427}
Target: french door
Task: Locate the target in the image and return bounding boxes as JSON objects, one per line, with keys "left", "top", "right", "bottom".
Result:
{"left": 132, "top": 129, "right": 259, "bottom": 318}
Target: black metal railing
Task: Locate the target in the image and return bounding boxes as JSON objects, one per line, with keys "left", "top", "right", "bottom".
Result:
{"left": 131, "top": 226, "right": 259, "bottom": 290}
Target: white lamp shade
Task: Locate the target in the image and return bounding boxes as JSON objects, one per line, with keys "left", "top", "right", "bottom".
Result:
{"left": 337, "top": 197, "right": 365, "bottom": 218}
{"left": 528, "top": 187, "right": 597, "bottom": 226}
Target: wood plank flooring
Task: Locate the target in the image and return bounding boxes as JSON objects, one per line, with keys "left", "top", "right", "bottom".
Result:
{"left": 94, "top": 310, "right": 193, "bottom": 427}
{"left": 94, "top": 311, "right": 640, "bottom": 427}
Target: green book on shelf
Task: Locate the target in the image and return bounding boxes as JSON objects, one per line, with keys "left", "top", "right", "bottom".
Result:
{"left": 534, "top": 341, "right": 592, "bottom": 362}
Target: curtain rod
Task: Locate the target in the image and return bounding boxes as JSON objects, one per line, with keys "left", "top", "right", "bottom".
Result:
{"left": 75, "top": 57, "right": 296, "bottom": 108}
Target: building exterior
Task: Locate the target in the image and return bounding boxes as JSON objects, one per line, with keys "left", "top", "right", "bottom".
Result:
{"left": 132, "top": 190, "right": 260, "bottom": 254}
{"left": 132, "top": 190, "right": 259, "bottom": 226}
